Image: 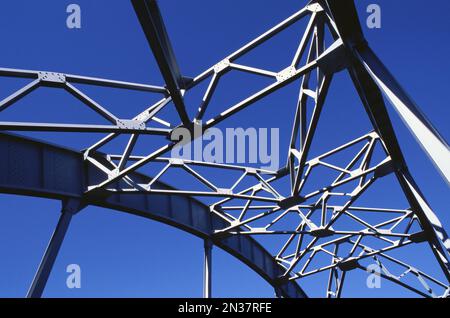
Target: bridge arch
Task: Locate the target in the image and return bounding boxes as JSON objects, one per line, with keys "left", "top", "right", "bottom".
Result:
{"left": 0, "top": 132, "right": 306, "bottom": 298}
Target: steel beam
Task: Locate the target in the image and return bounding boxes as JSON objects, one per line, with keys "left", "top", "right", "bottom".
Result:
{"left": 65, "top": 74, "right": 167, "bottom": 94}
{"left": 0, "top": 67, "right": 166, "bottom": 93}
{"left": 324, "top": 0, "right": 450, "bottom": 282}
{"left": 0, "top": 79, "right": 41, "bottom": 113}
{"left": 203, "top": 239, "right": 213, "bottom": 298}
{"left": 27, "top": 200, "right": 83, "bottom": 298}
{"left": 323, "top": 0, "right": 449, "bottom": 186}
{"left": 131, "top": 0, "right": 191, "bottom": 126}
{"left": 274, "top": 287, "right": 283, "bottom": 298}
{"left": 0, "top": 132, "right": 306, "bottom": 298}
{"left": 0, "top": 0, "right": 446, "bottom": 298}
{"left": 356, "top": 47, "right": 450, "bottom": 185}
{"left": 0, "top": 121, "right": 170, "bottom": 135}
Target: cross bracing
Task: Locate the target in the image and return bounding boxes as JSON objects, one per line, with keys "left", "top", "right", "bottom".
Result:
{"left": 0, "top": 0, "right": 448, "bottom": 298}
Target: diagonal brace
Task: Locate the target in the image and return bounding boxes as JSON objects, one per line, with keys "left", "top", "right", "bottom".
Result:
{"left": 131, "top": 0, "right": 191, "bottom": 127}
{"left": 26, "top": 199, "right": 85, "bottom": 298}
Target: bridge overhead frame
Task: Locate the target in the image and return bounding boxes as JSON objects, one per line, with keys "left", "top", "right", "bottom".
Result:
{"left": 0, "top": 0, "right": 448, "bottom": 298}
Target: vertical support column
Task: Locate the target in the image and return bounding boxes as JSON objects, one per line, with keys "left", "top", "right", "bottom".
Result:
{"left": 203, "top": 239, "right": 213, "bottom": 298}
{"left": 274, "top": 287, "right": 283, "bottom": 298}
{"left": 26, "top": 199, "right": 83, "bottom": 298}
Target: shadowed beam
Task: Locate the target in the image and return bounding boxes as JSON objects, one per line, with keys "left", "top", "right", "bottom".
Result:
{"left": 0, "top": 122, "right": 171, "bottom": 136}
{"left": 27, "top": 200, "right": 84, "bottom": 298}
{"left": 131, "top": 0, "right": 191, "bottom": 127}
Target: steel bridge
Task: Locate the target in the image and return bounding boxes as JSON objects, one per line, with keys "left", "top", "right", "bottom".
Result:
{"left": 0, "top": 0, "right": 449, "bottom": 298}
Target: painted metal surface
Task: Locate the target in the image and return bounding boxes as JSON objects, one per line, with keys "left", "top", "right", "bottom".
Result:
{"left": 0, "top": 132, "right": 305, "bottom": 298}
{"left": 0, "top": 0, "right": 448, "bottom": 298}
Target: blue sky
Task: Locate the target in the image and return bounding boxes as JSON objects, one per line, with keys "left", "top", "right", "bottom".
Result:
{"left": 0, "top": 0, "right": 448, "bottom": 298}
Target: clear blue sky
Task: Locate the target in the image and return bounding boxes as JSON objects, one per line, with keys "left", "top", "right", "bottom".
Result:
{"left": 0, "top": 0, "right": 448, "bottom": 298}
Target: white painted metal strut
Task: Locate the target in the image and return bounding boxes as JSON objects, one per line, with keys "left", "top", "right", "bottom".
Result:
{"left": 357, "top": 47, "right": 450, "bottom": 185}
{"left": 0, "top": 0, "right": 449, "bottom": 298}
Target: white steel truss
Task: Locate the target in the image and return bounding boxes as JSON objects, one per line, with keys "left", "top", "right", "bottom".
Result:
{"left": 0, "top": 0, "right": 449, "bottom": 298}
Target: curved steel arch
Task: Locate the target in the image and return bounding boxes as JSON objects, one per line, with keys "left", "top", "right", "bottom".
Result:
{"left": 0, "top": 132, "right": 306, "bottom": 298}
{"left": 0, "top": 0, "right": 449, "bottom": 298}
